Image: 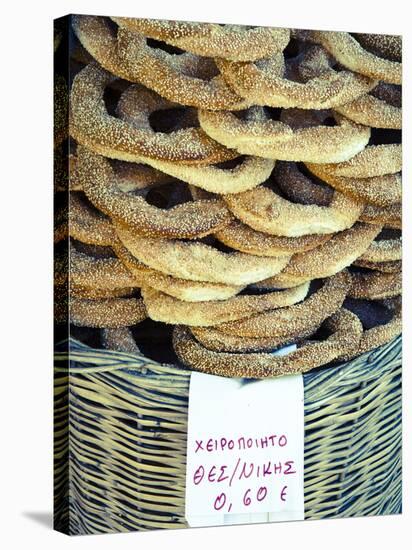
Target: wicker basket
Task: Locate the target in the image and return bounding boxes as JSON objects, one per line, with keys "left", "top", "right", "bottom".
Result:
{"left": 54, "top": 335, "right": 402, "bottom": 535}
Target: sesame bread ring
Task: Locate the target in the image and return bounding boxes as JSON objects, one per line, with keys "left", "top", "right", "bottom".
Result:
{"left": 224, "top": 181, "right": 363, "bottom": 237}
{"left": 101, "top": 327, "right": 140, "bottom": 354}
{"left": 112, "top": 17, "right": 290, "bottom": 62}
{"left": 305, "top": 164, "right": 402, "bottom": 207}
{"left": 313, "top": 144, "right": 401, "bottom": 178}
{"left": 141, "top": 282, "right": 309, "bottom": 327}
{"left": 217, "top": 270, "right": 351, "bottom": 338}
{"left": 69, "top": 192, "right": 117, "bottom": 246}
{"left": 257, "top": 223, "right": 381, "bottom": 288}
{"left": 189, "top": 325, "right": 316, "bottom": 353}
{"left": 360, "top": 203, "right": 401, "bottom": 229}
{"left": 72, "top": 15, "right": 248, "bottom": 111}
{"left": 300, "top": 31, "right": 401, "bottom": 84}
{"left": 77, "top": 147, "right": 232, "bottom": 239}
{"left": 133, "top": 155, "right": 275, "bottom": 195}
{"left": 115, "top": 223, "right": 291, "bottom": 286}
{"left": 352, "top": 259, "right": 401, "bottom": 273}
{"left": 113, "top": 242, "right": 243, "bottom": 302}
{"left": 199, "top": 106, "right": 370, "bottom": 163}
{"left": 349, "top": 271, "right": 401, "bottom": 300}
{"left": 342, "top": 298, "right": 401, "bottom": 360}
{"left": 335, "top": 85, "right": 402, "bottom": 130}
{"left": 70, "top": 285, "right": 136, "bottom": 299}
{"left": 355, "top": 34, "right": 402, "bottom": 63}
{"left": 70, "top": 297, "right": 147, "bottom": 328}
{"left": 215, "top": 219, "right": 332, "bottom": 257}
{"left": 70, "top": 63, "right": 236, "bottom": 165}
{"left": 70, "top": 248, "right": 139, "bottom": 291}
{"left": 216, "top": 47, "right": 375, "bottom": 109}
{"left": 358, "top": 230, "right": 402, "bottom": 263}
{"left": 173, "top": 307, "right": 362, "bottom": 378}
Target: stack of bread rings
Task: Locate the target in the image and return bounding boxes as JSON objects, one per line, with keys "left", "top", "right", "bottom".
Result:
{"left": 59, "top": 15, "right": 402, "bottom": 378}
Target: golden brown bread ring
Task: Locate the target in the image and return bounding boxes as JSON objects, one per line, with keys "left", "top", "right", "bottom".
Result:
{"left": 309, "top": 144, "right": 401, "bottom": 178}
{"left": 354, "top": 34, "right": 402, "bottom": 63}
{"left": 198, "top": 106, "right": 370, "bottom": 163}
{"left": 133, "top": 155, "right": 275, "bottom": 195}
{"left": 69, "top": 192, "right": 117, "bottom": 246}
{"left": 189, "top": 324, "right": 316, "bottom": 353}
{"left": 76, "top": 147, "right": 232, "bottom": 239}
{"left": 70, "top": 285, "right": 136, "bottom": 299}
{"left": 72, "top": 15, "right": 248, "bottom": 111}
{"left": 256, "top": 223, "right": 381, "bottom": 288}
{"left": 101, "top": 327, "right": 140, "bottom": 354}
{"left": 70, "top": 247, "right": 139, "bottom": 290}
{"left": 115, "top": 223, "right": 292, "bottom": 286}
{"left": 224, "top": 181, "right": 363, "bottom": 237}
{"left": 217, "top": 47, "right": 375, "bottom": 109}
{"left": 360, "top": 203, "right": 401, "bottom": 229}
{"left": 334, "top": 87, "right": 402, "bottom": 130}
{"left": 112, "top": 17, "right": 290, "bottom": 62}
{"left": 113, "top": 242, "right": 244, "bottom": 302}
{"left": 358, "top": 233, "right": 402, "bottom": 263}
{"left": 217, "top": 270, "right": 351, "bottom": 338}
{"left": 341, "top": 298, "right": 401, "bottom": 361}
{"left": 215, "top": 219, "right": 333, "bottom": 257}
{"left": 141, "top": 282, "right": 310, "bottom": 327}
{"left": 305, "top": 164, "right": 402, "bottom": 207}
{"left": 352, "top": 259, "right": 401, "bottom": 273}
{"left": 300, "top": 30, "right": 401, "bottom": 84}
{"left": 70, "top": 63, "right": 236, "bottom": 165}
{"left": 70, "top": 297, "right": 147, "bottom": 328}
{"left": 173, "top": 307, "right": 362, "bottom": 378}
{"left": 349, "top": 271, "right": 401, "bottom": 300}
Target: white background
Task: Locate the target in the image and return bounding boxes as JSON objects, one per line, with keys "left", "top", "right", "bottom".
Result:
{"left": 0, "top": 0, "right": 410, "bottom": 548}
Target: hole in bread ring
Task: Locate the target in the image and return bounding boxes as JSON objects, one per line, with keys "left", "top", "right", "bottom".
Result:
{"left": 299, "top": 30, "right": 401, "bottom": 84}
{"left": 72, "top": 15, "right": 249, "bottom": 111}
{"left": 115, "top": 223, "right": 292, "bottom": 286}
{"left": 216, "top": 270, "right": 351, "bottom": 338}
{"left": 274, "top": 161, "right": 333, "bottom": 206}
{"left": 70, "top": 62, "right": 236, "bottom": 165}
{"left": 173, "top": 307, "right": 362, "bottom": 378}
{"left": 70, "top": 297, "right": 147, "bottom": 328}
{"left": 141, "top": 282, "right": 310, "bottom": 327}
{"left": 199, "top": 106, "right": 370, "bottom": 163}
{"left": 76, "top": 146, "right": 232, "bottom": 239}
{"left": 112, "top": 17, "right": 290, "bottom": 62}
{"left": 216, "top": 44, "right": 375, "bottom": 109}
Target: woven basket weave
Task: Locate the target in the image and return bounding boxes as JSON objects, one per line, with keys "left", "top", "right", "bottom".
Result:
{"left": 54, "top": 335, "right": 402, "bottom": 535}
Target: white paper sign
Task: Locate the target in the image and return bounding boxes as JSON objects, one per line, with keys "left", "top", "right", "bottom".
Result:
{"left": 185, "top": 363, "right": 304, "bottom": 527}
